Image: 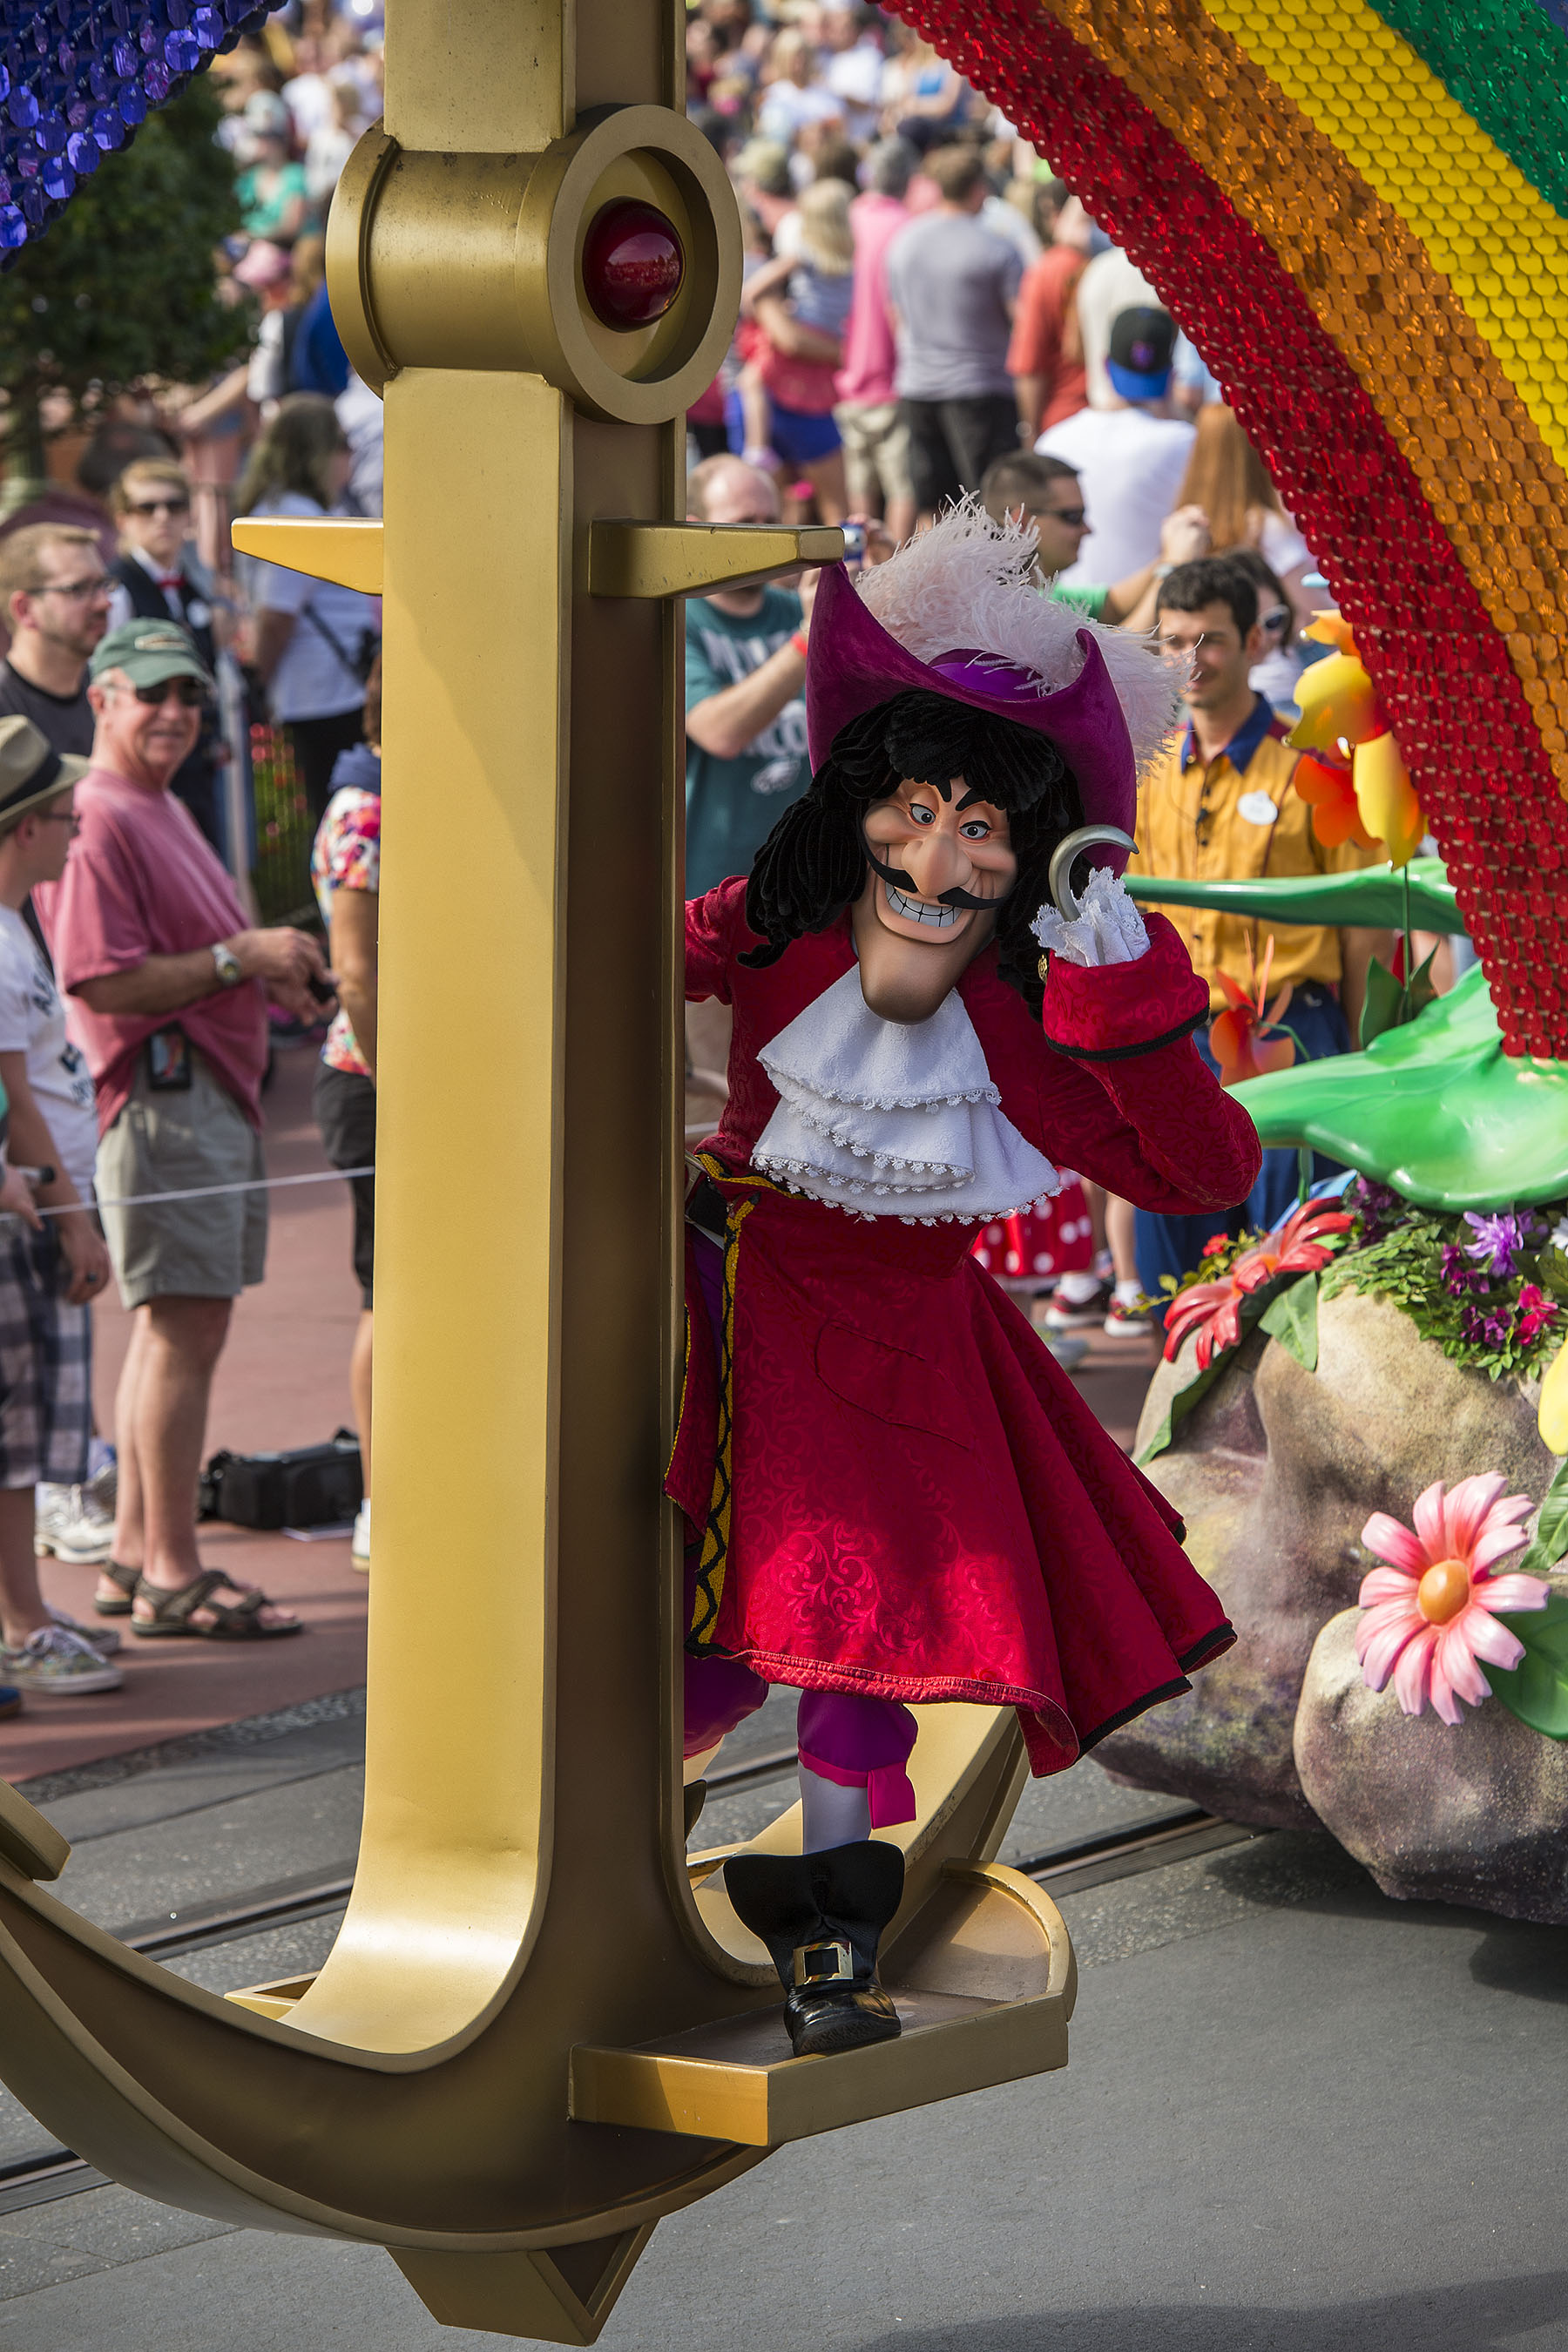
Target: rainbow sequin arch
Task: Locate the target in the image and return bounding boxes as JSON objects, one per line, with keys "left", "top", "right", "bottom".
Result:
{"left": 898, "top": 0, "right": 1568, "bottom": 1058}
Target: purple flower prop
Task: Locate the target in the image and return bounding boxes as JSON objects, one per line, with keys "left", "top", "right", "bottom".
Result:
{"left": 1348, "top": 1178, "right": 1405, "bottom": 1239}
{"left": 1460, "top": 1301, "right": 1512, "bottom": 1350}
{"left": 1440, "top": 1244, "right": 1489, "bottom": 1298}
{"left": 1462, "top": 1210, "right": 1538, "bottom": 1279}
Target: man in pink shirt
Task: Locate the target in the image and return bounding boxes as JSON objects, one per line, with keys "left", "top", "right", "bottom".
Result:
{"left": 37, "top": 617, "right": 330, "bottom": 1642}
{"left": 832, "top": 138, "right": 917, "bottom": 544}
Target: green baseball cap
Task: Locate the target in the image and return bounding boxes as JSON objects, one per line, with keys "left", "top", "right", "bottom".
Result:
{"left": 89, "top": 617, "right": 212, "bottom": 691}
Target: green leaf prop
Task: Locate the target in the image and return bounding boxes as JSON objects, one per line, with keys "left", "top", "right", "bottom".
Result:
{"left": 1489, "top": 1592, "right": 1568, "bottom": 1740}
{"left": 1231, "top": 966, "right": 1568, "bottom": 1210}
{"left": 1258, "top": 1273, "right": 1320, "bottom": 1370}
{"left": 1358, "top": 947, "right": 1440, "bottom": 1050}
{"left": 1124, "top": 855, "right": 1462, "bottom": 935}
{"left": 1513, "top": 1456, "right": 1568, "bottom": 1580}
{"left": 1133, "top": 1351, "right": 1235, "bottom": 1467}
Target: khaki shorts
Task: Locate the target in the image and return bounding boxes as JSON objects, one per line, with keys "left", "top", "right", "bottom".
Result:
{"left": 832, "top": 400, "right": 914, "bottom": 512}
{"left": 98, "top": 1051, "right": 267, "bottom": 1310}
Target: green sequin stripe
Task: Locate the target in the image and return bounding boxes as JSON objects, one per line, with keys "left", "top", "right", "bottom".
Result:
{"left": 687, "top": 1196, "right": 754, "bottom": 1651}
{"left": 1365, "top": 0, "right": 1568, "bottom": 220}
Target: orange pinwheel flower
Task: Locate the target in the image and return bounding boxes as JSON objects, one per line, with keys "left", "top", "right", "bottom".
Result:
{"left": 1294, "top": 751, "right": 1378, "bottom": 853}
{"left": 1209, "top": 938, "right": 1295, "bottom": 1087}
{"left": 1161, "top": 1200, "right": 1355, "bottom": 1368}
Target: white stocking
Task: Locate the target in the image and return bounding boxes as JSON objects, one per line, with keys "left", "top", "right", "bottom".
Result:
{"left": 800, "top": 1764, "right": 871, "bottom": 1852}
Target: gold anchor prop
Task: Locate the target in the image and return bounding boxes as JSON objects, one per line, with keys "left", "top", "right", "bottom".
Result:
{"left": 0, "top": 0, "right": 1077, "bottom": 2335}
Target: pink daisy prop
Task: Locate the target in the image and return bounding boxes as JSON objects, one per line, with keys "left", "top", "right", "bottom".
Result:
{"left": 1357, "top": 1476, "right": 1550, "bottom": 1725}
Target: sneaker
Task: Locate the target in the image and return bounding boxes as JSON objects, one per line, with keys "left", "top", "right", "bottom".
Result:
{"left": 46, "top": 1603, "right": 121, "bottom": 1657}
{"left": 1042, "top": 1277, "right": 1113, "bottom": 1332}
{"left": 1104, "top": 1294, "right": 1153, "bottom": 1338}
{"left": 35, "top": 1468, "right": 116, "bottom": 1566}
{"left": 351, "top": 1499, "right": 370, "bottom": 1572}
{"left": 1044, "top": 1332, "right": 1091, "bottom": 1371}
{"left": 1, "top": 1624, "right": 123, "bottom": 1694}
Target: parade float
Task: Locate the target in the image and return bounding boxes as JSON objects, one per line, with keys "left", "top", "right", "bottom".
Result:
{"left": 0, "top": 0, "right": 1562, "bottom": 2337}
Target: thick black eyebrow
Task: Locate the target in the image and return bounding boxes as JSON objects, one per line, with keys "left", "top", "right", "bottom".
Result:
{"left": 955, "top": 787, "right": 999, "bottom": 814}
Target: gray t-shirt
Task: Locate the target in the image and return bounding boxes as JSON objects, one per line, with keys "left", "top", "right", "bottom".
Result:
{"left": 885, "top": 211, "right": 1023, "bottom": 401}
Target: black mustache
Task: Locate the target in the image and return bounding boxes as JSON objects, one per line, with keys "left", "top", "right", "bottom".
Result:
{"left": 862, "top": 838, "right": 1011, "bottom": 913}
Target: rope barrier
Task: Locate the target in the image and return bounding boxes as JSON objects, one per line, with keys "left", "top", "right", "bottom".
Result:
{"left": 8, "top": 1166, "right": 375, "bottom": 1220}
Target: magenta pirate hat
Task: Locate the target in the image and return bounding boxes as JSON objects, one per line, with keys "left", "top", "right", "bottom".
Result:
{"left": 804, "top": 561, "right": 1139, "bottom": 852}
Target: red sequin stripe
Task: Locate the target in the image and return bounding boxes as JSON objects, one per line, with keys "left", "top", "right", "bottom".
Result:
{"left": 892, "top": 0, "right": 1559, "bottom": 1056}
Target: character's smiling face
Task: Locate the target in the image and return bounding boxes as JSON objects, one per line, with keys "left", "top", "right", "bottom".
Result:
{"left": 852, "top": 774, "right": 1018, "bottom": 1023}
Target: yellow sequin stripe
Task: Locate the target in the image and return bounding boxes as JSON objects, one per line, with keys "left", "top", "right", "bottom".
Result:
{"left": 1037, "top": 0, "right": 1568, "bottom": 785}
{"left": 1200, "top": 0, "right": 1568, "bottom": 469}
{"left": 687, "top": 1190, "right": 755, "bottom": 1648}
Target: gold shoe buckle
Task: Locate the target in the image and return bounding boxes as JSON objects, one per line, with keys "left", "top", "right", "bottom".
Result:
{"left": 793, "top": 1937, "right": 853, "bottom": 1988}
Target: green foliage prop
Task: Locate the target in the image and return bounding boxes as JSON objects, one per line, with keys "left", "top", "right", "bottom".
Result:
{"left": 1489, "top": 1592, "right": 1568, "bottom": 1741}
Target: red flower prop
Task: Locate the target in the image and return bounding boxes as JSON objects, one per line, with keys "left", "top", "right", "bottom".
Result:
{"left": 1208, "top": 940, "right": 1295, "bottom": 1087}
{"left": 1162, "top": 1200, "right": 1355, "bottom": 1368}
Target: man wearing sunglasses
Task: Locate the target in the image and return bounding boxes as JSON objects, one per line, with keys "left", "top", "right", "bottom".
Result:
{"left": 0, "top": 524, "right": 112, "bottom": 763}
{"left": 105, "top": 461, "right": 225, "bottom": 854}
{"left": 34, "top": 618, "right": 333, "bottom": 1645}
{"left": 980, "top": 450, "right": 1209, "bottom": 630}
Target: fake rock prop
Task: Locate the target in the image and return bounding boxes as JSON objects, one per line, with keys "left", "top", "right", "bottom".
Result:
{"left": 1295, "top": 1605, "right": 1568, "bottom": 1924}
{"left": 1097, "top": 1290, "right": 1556, "bottom": 1829}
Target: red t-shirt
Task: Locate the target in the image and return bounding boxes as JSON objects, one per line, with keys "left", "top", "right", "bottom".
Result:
{"left": 36, "top": 767, "right": 267, "bottom": 1135}
{"left": 1006, "top": 245, "right": 1088, "bottom": 431}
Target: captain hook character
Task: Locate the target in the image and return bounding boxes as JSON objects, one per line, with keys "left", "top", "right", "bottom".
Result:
{"left": 670, "top": 504, "right": 1260, "bottom": 2059}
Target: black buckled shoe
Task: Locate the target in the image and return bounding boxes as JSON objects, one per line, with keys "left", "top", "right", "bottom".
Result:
{"left": 725, "top": 1840, "right": 905, "bottom": 2058}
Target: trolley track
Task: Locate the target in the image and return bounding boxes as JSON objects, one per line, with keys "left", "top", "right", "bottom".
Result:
{"left": 0, "top": 1755, "right": 1260, "bottom": 2218}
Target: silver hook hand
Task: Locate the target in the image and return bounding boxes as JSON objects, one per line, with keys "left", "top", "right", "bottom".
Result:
{"left": 1047, "top": 825, "right": 1138, "bottom": 923}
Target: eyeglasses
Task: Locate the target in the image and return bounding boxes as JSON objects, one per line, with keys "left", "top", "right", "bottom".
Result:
{"left": 130, "top": 679, "right": 206, "bottom": 708}
{"left": 37, "top": 811, "right": 80, "bottom": 831}
{"left": 1036, "top": 504, "right": 1087, "bottom": 528}
{"left": 28, "top": 576, "right": 111, "bottom": 601}
{"left": 126, "top": 497, "right": 191, "bottom": 518}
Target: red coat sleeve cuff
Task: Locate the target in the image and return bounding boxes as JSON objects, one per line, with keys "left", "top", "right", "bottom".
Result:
{"left": 1038, "top": 913, "right": 1209, "bottom": 1061}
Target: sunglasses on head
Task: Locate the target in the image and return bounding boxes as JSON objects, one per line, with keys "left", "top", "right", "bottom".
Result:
{"left": 128, "top": 497, "right": 191, "bottom": 518}
{"left": 131, "top": 678, "right": 205, "bottom": 707}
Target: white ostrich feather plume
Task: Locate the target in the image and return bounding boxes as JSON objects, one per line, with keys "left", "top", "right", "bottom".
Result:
{"left": 855, "top": 498, "right": 1180, "bottom": 777}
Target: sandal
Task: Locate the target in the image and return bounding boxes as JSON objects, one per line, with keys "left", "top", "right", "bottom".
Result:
{"left": 131, "top": 1568, "right": 303, "bottom": 1641}
{"left": 94, "top": 1558, "right": 142, "bottom": 1619}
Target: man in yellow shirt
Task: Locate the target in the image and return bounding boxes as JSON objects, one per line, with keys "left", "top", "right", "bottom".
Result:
{"left": 1130, "top": 555, "right": 1389, "bottom": 1305}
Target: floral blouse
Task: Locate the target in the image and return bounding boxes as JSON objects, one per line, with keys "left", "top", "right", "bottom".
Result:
{"left": 311, "top": 784, "right": 380, "bottom": 1078}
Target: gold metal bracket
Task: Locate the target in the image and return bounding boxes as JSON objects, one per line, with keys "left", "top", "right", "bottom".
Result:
{"left": 229, "top": 517, "right": 384, "bottom": 594}
{"left": 589, "top": 520, "right": 842, "bottom": 598}
{"left": 227, "top": 517, "right": 841, "bottom": 605}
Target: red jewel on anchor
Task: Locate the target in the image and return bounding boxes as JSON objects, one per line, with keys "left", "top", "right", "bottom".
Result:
{"left": 581, "top": 199, "right": 685, "bottom": 328}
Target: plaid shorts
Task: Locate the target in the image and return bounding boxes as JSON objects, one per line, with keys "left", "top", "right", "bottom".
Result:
{"left": 0, "top": 1226, "right": 92, "bottom": 1490}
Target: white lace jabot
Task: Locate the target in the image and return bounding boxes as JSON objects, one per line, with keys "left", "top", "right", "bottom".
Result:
{"left": 751, "top": 965, "right": 1059, "bottom": 1221}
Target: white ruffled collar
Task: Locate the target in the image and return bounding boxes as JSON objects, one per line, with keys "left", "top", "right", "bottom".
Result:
{"left": 751, "top": 965, "right": 1058, "bottom": 1223}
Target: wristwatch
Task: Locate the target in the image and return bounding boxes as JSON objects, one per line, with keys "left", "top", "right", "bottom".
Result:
{"left": 211, "top": 941, "right": 243, "bottom": 988}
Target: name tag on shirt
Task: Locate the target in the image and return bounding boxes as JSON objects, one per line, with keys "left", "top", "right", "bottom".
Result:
{"left": 1237, "top": 790, "right": 1279, "bottom": 827}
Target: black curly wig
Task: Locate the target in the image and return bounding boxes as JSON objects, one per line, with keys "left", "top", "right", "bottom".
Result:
{"left": 741, "top": 689, "right": 1085, "bottom": 1010}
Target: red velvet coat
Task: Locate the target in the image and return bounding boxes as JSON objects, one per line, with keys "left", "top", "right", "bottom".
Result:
{"left": 669, "top": 879, "right": 1260, "bottom": 1775}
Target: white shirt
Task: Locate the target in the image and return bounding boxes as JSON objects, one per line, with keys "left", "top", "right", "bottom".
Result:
{"left": 0, "top": 906, "right": 98, "bottom": 1199}
{"left": 237, "top": 492, "right": 376, "bottom": 723}
{"left": 1037, "top": 405, "right": 1196, "bottom": 586}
